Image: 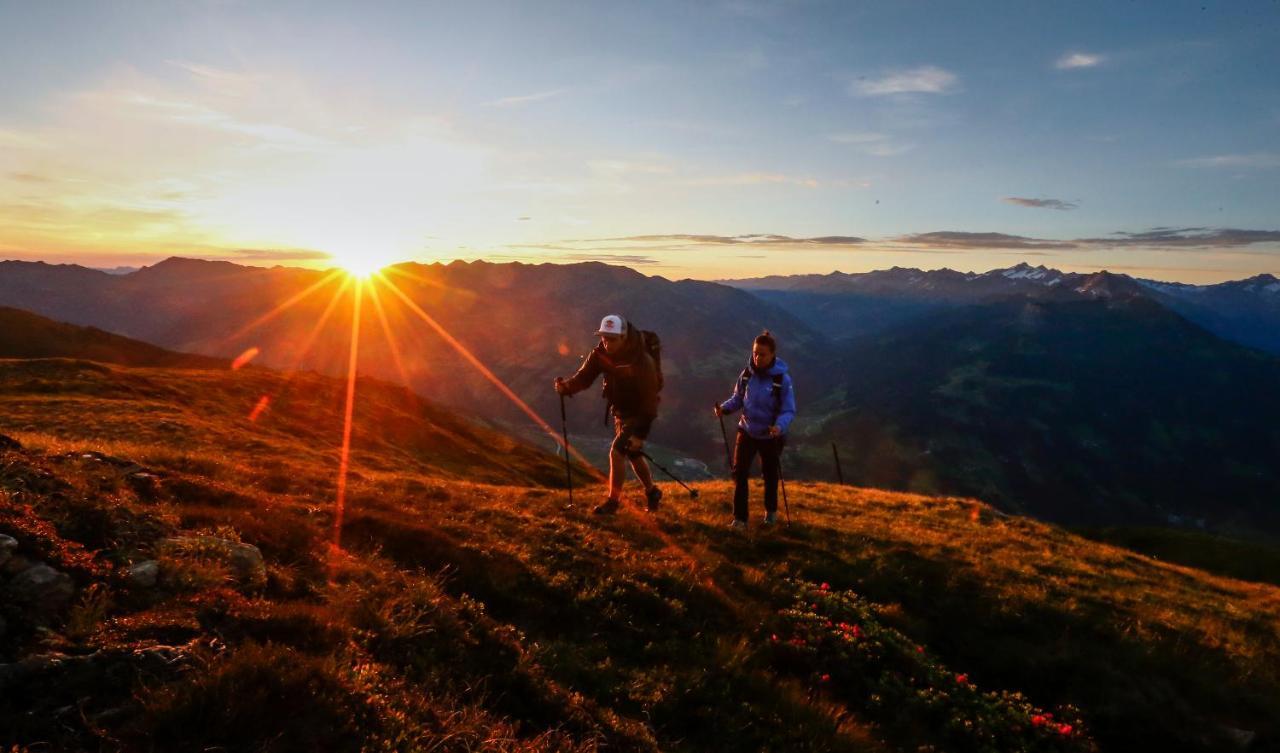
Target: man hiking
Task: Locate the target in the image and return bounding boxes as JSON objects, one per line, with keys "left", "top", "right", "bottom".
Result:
{"left": 714, "top": 330, "right": 795, "bottom": 529}
{"left": 554, "top": 314, "right": 663, "bottom": 515}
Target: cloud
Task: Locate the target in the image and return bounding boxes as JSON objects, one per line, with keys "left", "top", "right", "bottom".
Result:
{"left": 488, "top": 249, "right": 662, "bottom": 265}
{"left": 561, "top": 253, "right": 661, "bottom": 265}
{"left": 686, "top": 173, "right": 821, "bottom": 188}
{"left": 828, "top": 131, "right": 914, "bottom": 157}
{"left": 864, "top": 142, "right": 914, "bottom": 157}
{"left": 897, "top": 228, "right": 1280, "bottom": 252}
{"left": 1055, "top": 52, "right": 1105, "bottom": 70}
{"left": 587, "top": 159, "right": 674, "bottom": 175}
{"left": 235, "top": 248, "right": 332, "bottom": 261}
{"left": 1175, "top": 153, "right": 1280, "bottom": 169}
{"left": 486, "top": 88, "right": 568, "bottom": 107}
{"left": 9, "top": 172, "right": 53, "bottom": 184}
{"left": 851, "top": 66, "right": 957, "bottom": 96}
{"left": 1003, "top": 197, "right": 1079, "bottom": 211}
{"left": 575, "top": 233, "right": 866, "bottom": 246}
{"left": 1079, "top": 228, "right": 1280, "bottom": 248}
{"left": 896, "top": 232, "right": 1078, "bottom": 250}
{"left": 828, "top": 132, "right": 886, "bottom": 144}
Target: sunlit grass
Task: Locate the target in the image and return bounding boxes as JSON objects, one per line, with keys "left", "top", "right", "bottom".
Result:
{"left": 2, "top": 357, "right": 1278, "bottom": 751}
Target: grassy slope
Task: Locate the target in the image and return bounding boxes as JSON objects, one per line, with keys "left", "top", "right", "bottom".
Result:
{"left": 0, "top": 306, "right": 226, "bottom": 368}
{"left": 1, "top": 361, "right": 1278, "bottom": 752}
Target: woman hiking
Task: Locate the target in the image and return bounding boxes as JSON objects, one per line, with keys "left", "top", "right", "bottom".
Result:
{"left": 714, "top": 331, "right": 796, "bottom": 529}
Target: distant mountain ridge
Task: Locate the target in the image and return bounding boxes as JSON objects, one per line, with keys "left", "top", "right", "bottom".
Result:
{"left": 727, "top": 262, "right": 1280, "bottom": 352}
{"left": 0, "top": 306, "right": 225, "bottom": 368}
{"left": 0, "top": 257, "right": 825, "bottom": 463}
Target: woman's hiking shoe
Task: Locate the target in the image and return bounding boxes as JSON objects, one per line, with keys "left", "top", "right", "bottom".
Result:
{"left": 763, "top": 511, "right": 778, "bottom": 525}
{"left": 728, "top": 519, "right": 748, "bottom": 531}
{"left": 593, "top": 498, "right": 620, "bottom": 515}
{"left": 645, "top": 485, "right": 663, "bottom": 512}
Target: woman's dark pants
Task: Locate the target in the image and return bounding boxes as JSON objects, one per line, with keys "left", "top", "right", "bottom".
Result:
{"left": 732, "top": 430, "right": 783, "bottom": 522}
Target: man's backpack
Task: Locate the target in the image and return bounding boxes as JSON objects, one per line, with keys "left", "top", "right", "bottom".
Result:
{"left": 640, "top": 329, "right": 663, "bottom": 393}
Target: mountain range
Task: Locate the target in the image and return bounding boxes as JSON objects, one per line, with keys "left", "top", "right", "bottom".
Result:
{"left": 727, "top": 262, "right": 1280, "bottom": 353}
{"left": 1, "top": 257, "right": 1278, "bottom": 535}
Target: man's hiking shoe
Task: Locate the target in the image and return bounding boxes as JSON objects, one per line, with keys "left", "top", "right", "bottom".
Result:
{"left": 728, "top": 519, "right": 748, "bottom": 531}
{"left": 763, "top": 511, "right": 778, "bottom": 525}
{"left": 645, "top": 485, "right": 663, "bottom": 512}
{"left": 593, "top": 498, "right": 620, "bottom": 516}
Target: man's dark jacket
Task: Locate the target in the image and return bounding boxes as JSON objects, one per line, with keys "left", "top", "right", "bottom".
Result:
{"left": 561, "top": 324, "right": 660, "bottom": 420}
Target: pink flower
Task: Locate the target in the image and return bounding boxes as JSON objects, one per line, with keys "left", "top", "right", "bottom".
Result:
{"left": 820, "top": 582, "right": 830, "bottom": 591}
{"left": 770, "top": 634, "right": 779, "bottom": 643}
{"left": 955, "top": 673, "right": 969, "bottom": 684}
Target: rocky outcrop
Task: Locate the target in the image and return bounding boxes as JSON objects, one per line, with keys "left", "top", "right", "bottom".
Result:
{"left": 8, "top": 564, "right": 75, "bottom": 619}
{"left": 161, "top": 536, "right": 265, "bottom": 585}
{"left": 125, "top": 560, "right": 160, "bottom": 588}
{"left": 0, "top": 534, "right": 16, "bottom": 567}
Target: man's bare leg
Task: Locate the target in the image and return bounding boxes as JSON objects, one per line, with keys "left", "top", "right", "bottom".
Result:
{"left": 629, "top": 454, "right": 655, "bottom": 491}
{"left": 608, "top": 449, "right": 627, "bottom": 501}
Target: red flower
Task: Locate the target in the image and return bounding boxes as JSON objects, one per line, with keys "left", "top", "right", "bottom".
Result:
{"left": 955, "top": 673, "right": 969, "bottom": 684}
{"left": 820, "top": 582, "right": 830, "bottom": 591}
{"left": 916, "top": 646, "right": 925, "bottom": 654}
{"left": 820, "top": 673, "right": 831, "bottom": 683}
{"left": 1056, "top": 724, "right": 1073, "bottom": 736}
{"left": 1030, "top": 715, "right": 1046, "bottom": 727}
{"left": 770, "top": 634, "right": 779, "bottom": 643}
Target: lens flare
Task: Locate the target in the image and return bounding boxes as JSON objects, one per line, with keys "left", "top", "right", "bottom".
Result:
{"left": 329, "top": 279, "right": 364, "bottom": 569}
{"left": 224, "top": 269, "right": 345, "bottom": 347}
{"left": 378, "top": 273, "right": 604, "bottom": 479}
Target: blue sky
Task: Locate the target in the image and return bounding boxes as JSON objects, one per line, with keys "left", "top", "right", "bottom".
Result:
{"left": 0, "top": 0, "right": 1277, "bottom": 281}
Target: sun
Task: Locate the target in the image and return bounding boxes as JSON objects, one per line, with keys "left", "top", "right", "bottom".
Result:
{"left": 326, "top": 249, "right": 397, "bottom": 279}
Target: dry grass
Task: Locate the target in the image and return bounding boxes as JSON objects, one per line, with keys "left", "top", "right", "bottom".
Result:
{"left": 1, "top": 358, "right": 1277, "bottom": 752}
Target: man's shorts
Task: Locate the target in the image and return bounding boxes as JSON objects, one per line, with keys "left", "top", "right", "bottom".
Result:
{"left": 611, "top": 414, "right": 654, "bottom": 457}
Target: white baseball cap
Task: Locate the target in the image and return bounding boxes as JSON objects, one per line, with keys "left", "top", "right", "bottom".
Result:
{"left": 595, "top": 314, "right": 626, "bottom": 337}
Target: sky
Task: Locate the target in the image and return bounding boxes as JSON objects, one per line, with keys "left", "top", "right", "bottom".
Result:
{"left": 0, "top": 0, "right": 1277, "bottom": 283}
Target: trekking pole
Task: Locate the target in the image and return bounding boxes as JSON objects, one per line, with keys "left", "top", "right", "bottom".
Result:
{"left": 638, "top": 451, "right": 700, "bottom": 499}
{"left": 559, "top": 392, "right": 573, "bottom": 507}
{"left": 832, "top": 442, "right": 844, "bottom": 484}
{"left": 716, "top": 406, "right": 733, "bottom": 475}
{"left": 778, "top": 438, "right": 792, "bottom": 525}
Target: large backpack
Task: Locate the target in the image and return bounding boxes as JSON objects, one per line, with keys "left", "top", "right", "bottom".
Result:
{"left": 598, "top": 325, "right": 663, "bottom": 423}
{"left": 640, "top": 329, "right": 663, "bottom": 393}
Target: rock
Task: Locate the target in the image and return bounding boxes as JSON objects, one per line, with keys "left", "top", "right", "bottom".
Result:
{"left": 8, "top": 564, "right": 75, "bottom": 617}
{"left": 227, "top": 543, "right": 265, "bottom": 582}
{"left": 126, "top": 560, "right": 160, "bottom": 588}
{"left": 2, "top": 553, "right": 33, "bottom": 576}
{"left": 0, "top": 534, "right": 16, "bottom": 567}
{"left": 1221, "top": 726, "right": 1256, "bottom": 749}
{"left": 0, "top": 434, "right": 20, "bottom": 450}
{"left": 162, "top": 536, "right": 265, "bottom": 584}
